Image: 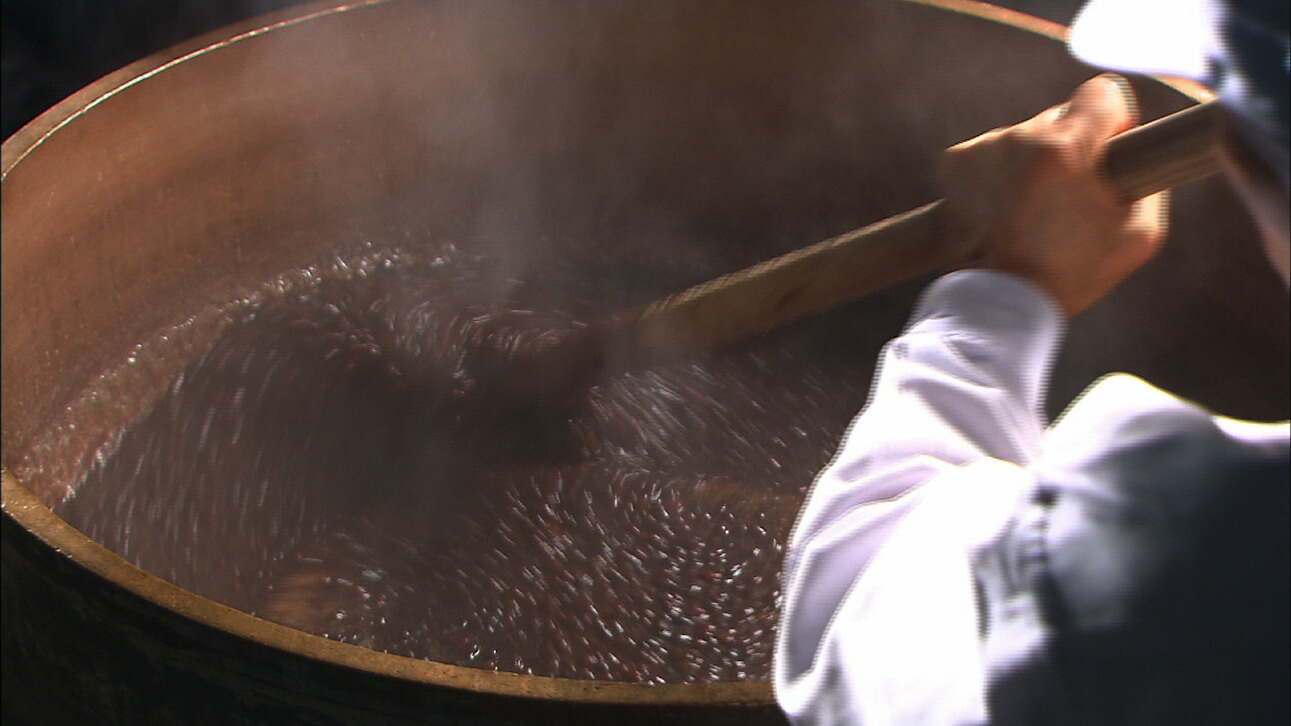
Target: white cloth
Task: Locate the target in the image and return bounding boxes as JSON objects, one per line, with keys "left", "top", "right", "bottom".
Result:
{"left": 772, "top": 269, "right": 1290, "bottom": 726}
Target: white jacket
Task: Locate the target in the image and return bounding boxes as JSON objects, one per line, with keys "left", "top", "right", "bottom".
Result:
{"left": 773, "top": 270, "right": 1290, "bottom": 725}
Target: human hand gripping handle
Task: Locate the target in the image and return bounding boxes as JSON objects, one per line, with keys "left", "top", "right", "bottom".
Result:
{"left": 941, "top": 74, "right": 1194, "bottom": 316}
{"left": 499, "top": 78, "right": 1221, "bottom": 409}
{"left": 597, "top": 75, "right": 1220, "bottom": 365}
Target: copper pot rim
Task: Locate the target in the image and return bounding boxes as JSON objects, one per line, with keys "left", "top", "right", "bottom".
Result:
{"left": 0, "top": 0, "right": 1213, "bottom": 706}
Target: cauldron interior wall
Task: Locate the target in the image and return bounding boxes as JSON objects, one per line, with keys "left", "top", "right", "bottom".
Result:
{"left": 0, "top": 1, "right": 1130, "bottom": 457}
{"left": 3, "top": 1, "right": 1288, "bottom": 724}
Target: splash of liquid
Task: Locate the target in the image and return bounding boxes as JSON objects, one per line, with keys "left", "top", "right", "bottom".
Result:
{"left": 51, "top": 241, "right": 872, "bottom": 683}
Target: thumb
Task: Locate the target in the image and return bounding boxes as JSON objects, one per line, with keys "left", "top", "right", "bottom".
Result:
{"left": 1059, "top": 73, "right": 1140, "bottom": 143}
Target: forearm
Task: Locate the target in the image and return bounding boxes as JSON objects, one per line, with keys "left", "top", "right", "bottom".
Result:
{"left": 777, "top": 269, "right": 1063, "bottom": 689}
{"left": 794, "top": 269, "right": 1062, "bottom": 542}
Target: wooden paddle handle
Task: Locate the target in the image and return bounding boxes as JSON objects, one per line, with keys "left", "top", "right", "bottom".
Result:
{"left": 604, "top": 100, "right": 1224, "bottom": 364}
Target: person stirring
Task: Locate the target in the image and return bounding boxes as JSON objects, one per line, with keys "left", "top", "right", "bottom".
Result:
{"left": 773, "top": 1, "right": 1289, "bottom": 723}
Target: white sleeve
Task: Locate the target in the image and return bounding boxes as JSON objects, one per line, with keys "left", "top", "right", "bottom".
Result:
{"left": 774, "top": 270, "right": 1064, "bottom": 724}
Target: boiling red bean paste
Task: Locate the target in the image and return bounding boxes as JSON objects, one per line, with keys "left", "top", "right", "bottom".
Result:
{"left": 49, "top": 242, "right": 880, "bottom": 684}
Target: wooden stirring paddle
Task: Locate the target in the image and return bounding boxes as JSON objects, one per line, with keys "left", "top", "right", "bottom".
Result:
{"left": 494, "top": 100, "right": 1225, "bottom": 409}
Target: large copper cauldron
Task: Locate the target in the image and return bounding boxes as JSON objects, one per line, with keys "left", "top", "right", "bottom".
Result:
{"left": 4, "top": 1, "right": 1287, "bottom": 724}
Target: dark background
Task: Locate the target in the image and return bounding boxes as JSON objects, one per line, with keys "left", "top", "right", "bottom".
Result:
{"left": 1, "top": 0, "right": 312, "bottom": 139}
{"left": 1, "top": 1, "right": 1087, "bottom": 142}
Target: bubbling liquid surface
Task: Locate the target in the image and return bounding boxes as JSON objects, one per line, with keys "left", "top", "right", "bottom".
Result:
{"left": 53, "top": 243, "right": 874, "bottom": 684}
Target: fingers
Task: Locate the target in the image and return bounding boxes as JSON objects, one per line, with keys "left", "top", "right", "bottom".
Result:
{"left": 1016, "top": 100, "right": 1071, "bottom": 134}
{"left": 1125, "top": 189, "right": 1171, "bottom": 265}
{"left": 954, "top": 74, "right": 1139, "bottom": 152}
{"left": 1057, "top": 74, "right": 1139, "bottom": 157}
{"left": 935, "top": 76, "right": 1167, "bottom": 316}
